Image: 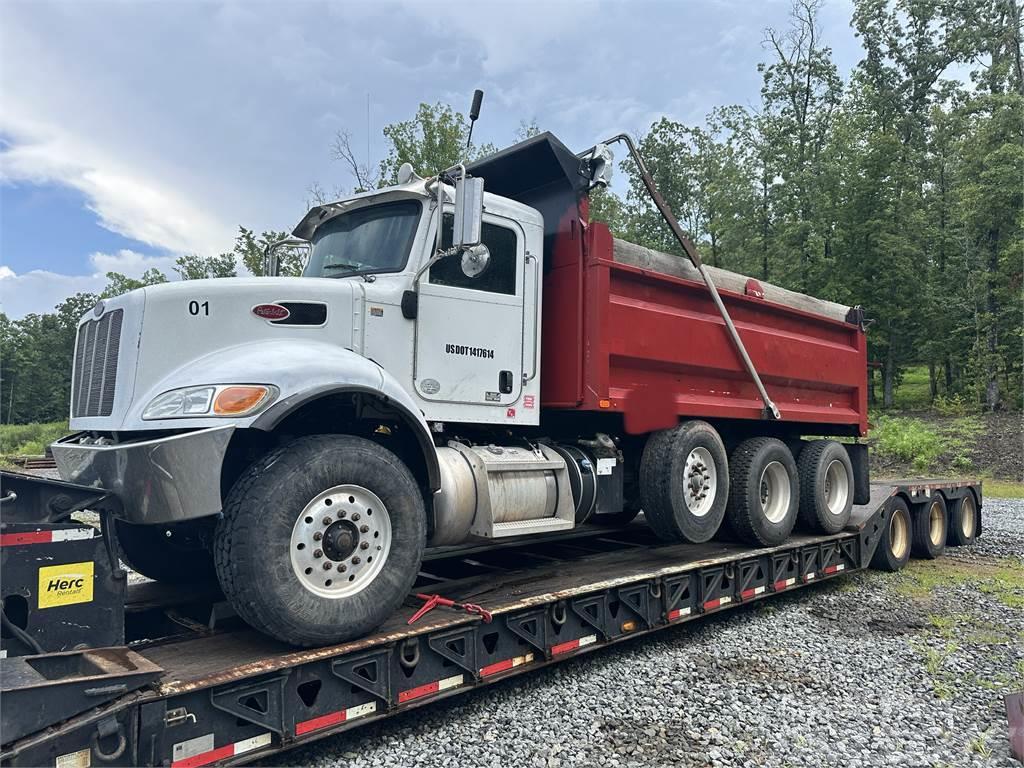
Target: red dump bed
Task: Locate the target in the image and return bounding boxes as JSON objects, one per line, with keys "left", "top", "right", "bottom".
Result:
{"left": 541, "top": 220, "right": 868, "bottom": 437}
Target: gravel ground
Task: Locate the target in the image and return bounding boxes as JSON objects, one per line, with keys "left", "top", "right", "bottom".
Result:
{"left": 272, "top": 499, "right": 1024, "bottom": 768}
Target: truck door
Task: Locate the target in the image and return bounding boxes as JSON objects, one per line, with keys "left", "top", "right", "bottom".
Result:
{"left": 413, "top": 212, "right": 525, "bottom": 407}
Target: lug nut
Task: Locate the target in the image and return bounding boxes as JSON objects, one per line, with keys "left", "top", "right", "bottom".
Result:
{"left": 360, "top": 541, "right": 369, "bottom": 550}
{"left": 323, "top": 562, "right": 333, "bottom": 570}
{"left": 313, "top": 531, "right": 323, "bottom": 541}
{"left": 339, "top": 510, "right": 346, "bottom": 518}
{"left": 313, "top": 549, "right": 323, "bottom": 558}
{"left": 337, "top": 563, "right": 347, "bottom": 572}
{"left": 322, "top": 517, "right": 332, "bottom": 526}
{"left": 352, "top": 556, "right": 361, "bottom": 565}
{"left": 351, "top": 513, "right": 361, "bottom": 521}
{"left": 360, "top": 525, "right": 369, "bottom": 533}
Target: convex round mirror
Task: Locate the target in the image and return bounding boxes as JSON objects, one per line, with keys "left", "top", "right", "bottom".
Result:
{"left": 460, "top": 244, "right": 490, "bottom": 278}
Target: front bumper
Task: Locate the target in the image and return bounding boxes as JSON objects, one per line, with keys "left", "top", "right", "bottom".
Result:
{"left": 51, "top": 426, "right": 235, "bottom": 524}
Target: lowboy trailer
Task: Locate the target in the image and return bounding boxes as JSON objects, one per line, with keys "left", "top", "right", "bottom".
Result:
{"left": 0, "top": 470, "right": 981, "bottom": 766}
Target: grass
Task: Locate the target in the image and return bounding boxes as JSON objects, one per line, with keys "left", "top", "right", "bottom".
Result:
{"left": 871, "top": 415, "right": 945, "bottom": 472}
{"left": 0, "top": 421, "right": 69, "bottom": 457}
{"left": 983, "top": 478, "right": 1024, "bottom": 498}
{"left": 895, "top": 556, "right": 1024, "bottom": 610}
{"left": 891, "top": 365, "right": 933, "bottom": 410}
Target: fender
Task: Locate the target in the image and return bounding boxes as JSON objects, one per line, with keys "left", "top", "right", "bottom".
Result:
{"left": 253, "top": 380, "right": 441, "bottom": 492}
{"left": 134, "top": 339, "right": 440, "bottom": 491}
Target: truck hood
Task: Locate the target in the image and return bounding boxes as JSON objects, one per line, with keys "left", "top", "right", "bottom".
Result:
{"left": 69, "top": 277, "right": 360, "bottom": 431}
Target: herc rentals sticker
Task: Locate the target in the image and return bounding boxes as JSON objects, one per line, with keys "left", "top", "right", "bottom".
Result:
{"left": 38, "top": 561, "right": 94, "bottom": 608}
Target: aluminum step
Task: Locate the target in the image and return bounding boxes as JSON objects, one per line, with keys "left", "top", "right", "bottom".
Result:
{"left": 490, "top": 518, "right": 574, "bottom": 538}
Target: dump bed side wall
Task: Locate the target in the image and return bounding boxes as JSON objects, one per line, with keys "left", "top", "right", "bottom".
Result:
{"left": 542, "top": 221, "right": 868, "bottom": 436}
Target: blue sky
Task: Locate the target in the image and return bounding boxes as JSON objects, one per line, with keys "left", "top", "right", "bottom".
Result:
{"left": 0, "top": 0, "right": 861, "bottom": 318}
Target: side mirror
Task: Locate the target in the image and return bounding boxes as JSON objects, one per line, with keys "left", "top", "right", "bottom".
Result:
{"left": 264, "top": 238, "right": 311, "bottom": 277}
{"left": 452, "top": 175, "right": 484, "bottom": 248}
{"left": 461, "top": 244, "right": 490, "bottom": 278}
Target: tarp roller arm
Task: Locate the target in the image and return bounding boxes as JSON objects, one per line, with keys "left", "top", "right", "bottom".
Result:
{"left": 590, "top": 133, "right": 781, "bottom": 420}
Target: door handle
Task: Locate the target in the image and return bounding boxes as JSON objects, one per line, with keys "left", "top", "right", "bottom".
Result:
{"left": 499, "top": 370, "right": 514, "bottom": 394}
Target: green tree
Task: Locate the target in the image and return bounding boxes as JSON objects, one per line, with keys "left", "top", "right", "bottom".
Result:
{"left": 174, "top": 253, "right": 237, "bottom": 280}
{"left": 378, "top": 102, "right": 496, "bottom": 185}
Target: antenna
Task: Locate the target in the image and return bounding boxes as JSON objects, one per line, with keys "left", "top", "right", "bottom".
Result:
{"left": 465, "top": 89, "right": 484, "bottom": 150}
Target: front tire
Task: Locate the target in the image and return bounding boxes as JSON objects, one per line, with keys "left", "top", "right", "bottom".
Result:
{"left": 215, "top": 435, "right": 426, "bottom": 647}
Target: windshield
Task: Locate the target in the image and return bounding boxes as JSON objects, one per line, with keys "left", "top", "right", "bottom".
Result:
{"left": 304, "top": 199, "right": 422, "bottom": 278}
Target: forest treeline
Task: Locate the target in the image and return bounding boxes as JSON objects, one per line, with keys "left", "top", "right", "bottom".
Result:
{"left": 2, "top": 0, "right": 1020, "bottom": 424}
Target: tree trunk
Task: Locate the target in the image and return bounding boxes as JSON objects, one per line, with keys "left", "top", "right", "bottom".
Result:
{"left": 985, "top": 229, "right": 1002, "bottom": 410}
{"left": 883, "top": 343, "right": 896, "bottom": 409}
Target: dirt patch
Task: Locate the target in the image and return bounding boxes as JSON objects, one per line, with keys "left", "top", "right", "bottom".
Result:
{"left": 869, "top": 410, "right": 1022, "bottom": 480}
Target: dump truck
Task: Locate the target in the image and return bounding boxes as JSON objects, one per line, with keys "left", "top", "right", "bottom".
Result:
{"left": 45, "top": 127, "right": 956, "bottom": 655}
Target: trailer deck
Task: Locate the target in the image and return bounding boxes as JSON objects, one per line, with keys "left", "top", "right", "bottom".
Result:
{"left": 1, "top": 479, "right": 981, "bottom": 767}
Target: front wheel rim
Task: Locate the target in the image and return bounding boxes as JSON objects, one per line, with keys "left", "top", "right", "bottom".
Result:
{"left": 759, "top": 461, "right": 791, "bottom": 524}
{"left": 290, "top": 484, "right": 392, "bottom": 598}
{"left": 683, "top": 447, "right": 717, "bottom": 517}
{"left": 823, "top": 459, "right": 850, "bottom": 517}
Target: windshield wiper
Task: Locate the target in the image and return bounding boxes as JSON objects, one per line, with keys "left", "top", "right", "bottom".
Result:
{"left": 322, "top": 261, "right": 364, "bottom": 272}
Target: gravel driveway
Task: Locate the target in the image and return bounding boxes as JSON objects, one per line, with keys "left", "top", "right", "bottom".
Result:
{"left": 273, "top": 498, "right": 1024, "bottom": 768}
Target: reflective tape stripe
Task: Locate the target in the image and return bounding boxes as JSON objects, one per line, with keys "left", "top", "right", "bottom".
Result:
{"left": 171, "top": 733, "right": 271, "bottom": 767}
{"left": 295, "top": 702, "right": 377, "bottom": 736}
{"left": 703, "top": 596, "right": 732, "bottom": 611}
{"left": 398, "top": 674, "right": 463, "bottom": 704}
{"left": 667, "top": 606, "right": 692, "bottom": 621}
{"left": 480, "top": 653, "right": 534, "bottom": 678}
{"left": 740, "top": 585, "right": 766, "bottom": 600}
{"left": 774, "top": 577, "right": 797, "bottom": 590}
{"left": 823, "top": 563, "right": 846, "bottom": 574}
{"left": 551, "top": 634, "right": 597, "bottom": 656}
{"left": 0, "top": 528, "right": 95, "bottom": 547}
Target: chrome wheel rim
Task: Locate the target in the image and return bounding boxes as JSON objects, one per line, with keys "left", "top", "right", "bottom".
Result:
{"left": 928, "top": 500, "right": 945, "bottom": 546}
{"left": 890, "top": 509, "right": 909, "bottom": 559}
{"left": 823, "top": 459, "right": 850, "bottom": 517}
{"left": 290, "top": 484, "right": 391, "bottom": 598}
{"left": 683, "top": 447, "right": 717, "bottom": 517}
{"left": 961, "top": 495, "right": 976, "bottom": 538}
{"left": 759, "top": 461, "right": 791, "bottom": 524}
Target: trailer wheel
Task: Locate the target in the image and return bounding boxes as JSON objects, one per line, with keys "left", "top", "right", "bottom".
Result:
{"left": 113, "top": 519, "right": 216, "bottom": 584}
{"left": 725, "top": 438, "right": 799, "bottom": 546}
{"left": 639, "top": 420, "right": 728, "bottom": 543}
{"left": 870, "top": 497, "right": 912, "bottom": 572}
{"left": 947, "top": 492, "right": 978, "bottom": 546}
{"left": 911, "top": 493, "right": 947, "bottom": 559}
{"left": 215, "top": 434, "right": 426, "bottom": 647}
{"left": 796, "top": 440, "right": 854, "bottom": 534}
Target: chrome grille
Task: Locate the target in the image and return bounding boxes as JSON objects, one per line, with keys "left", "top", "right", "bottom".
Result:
{"left": 72, "top": 309, "right": 123, "bottom": 418}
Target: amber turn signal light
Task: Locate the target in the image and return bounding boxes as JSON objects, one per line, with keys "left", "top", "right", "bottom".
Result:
{"left": 213, "top": 386, "right": 270, "bottom": 415}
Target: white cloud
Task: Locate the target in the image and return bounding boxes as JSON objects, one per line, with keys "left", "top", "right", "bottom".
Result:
{"left": 0, "top": 250, "right": 176, "bottom": 318}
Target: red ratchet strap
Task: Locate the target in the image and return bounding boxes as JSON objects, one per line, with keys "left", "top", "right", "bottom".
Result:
{"left": 407, "top": 593, "right": 493, "bottom": 625}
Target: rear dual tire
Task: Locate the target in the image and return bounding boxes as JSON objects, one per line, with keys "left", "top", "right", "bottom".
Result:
{"left": 911, "top": 492, "right": 947, "bottom": 559}
{"left": 725, "top": 438, "right": 800, "bottom": 547}
{"left": 640, "top": 421, "right": 729, "bottom": 543}
{"left": 947, "top": 492, "right": 978, "bottom": 546}
{"left": 797, "top": 440, "right": 853, "bottom": 534}
{"left": 871, "top": 497, "right": 912, "bottom": 572}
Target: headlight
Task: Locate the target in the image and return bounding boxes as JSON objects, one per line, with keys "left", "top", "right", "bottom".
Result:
{"left": 143, "top": 385, "right": 276, "bottom": 420}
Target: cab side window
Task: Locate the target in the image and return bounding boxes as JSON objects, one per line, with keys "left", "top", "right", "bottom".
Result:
{"left": 429, "top": 214, "right": 518, "bottom": 295}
